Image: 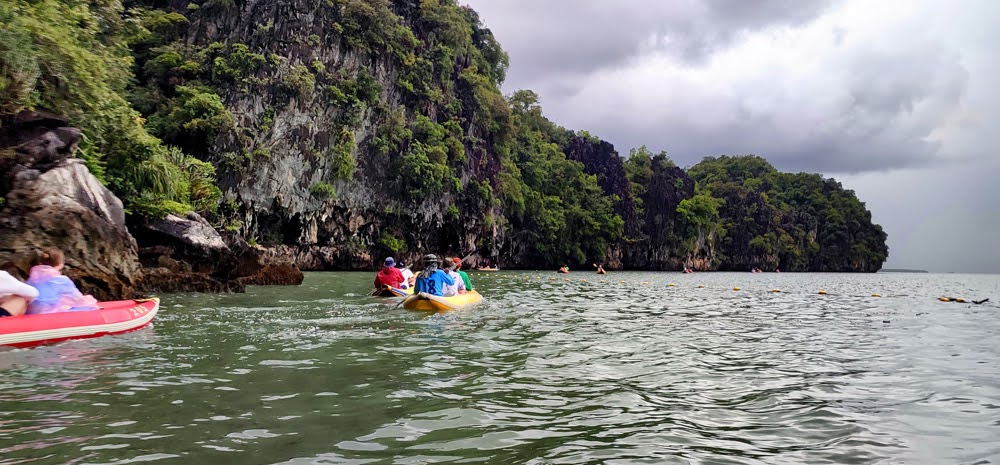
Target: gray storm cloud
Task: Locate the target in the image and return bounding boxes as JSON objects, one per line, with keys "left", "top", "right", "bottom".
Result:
{"left": 462, "top": 0, "right": 1000, "bottom": 272}
{"left": 465, "top": 0, "right": 975, "bottom": 173}
{"left": 466, "top": 0, "right": 833, "bottom": 88}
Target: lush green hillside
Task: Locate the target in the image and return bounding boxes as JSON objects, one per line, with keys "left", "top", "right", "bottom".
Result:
{"left": 0, "top": 0, "right": 888, "bottom": 271}
{"left": 684, "top": 156, "right": 888, "bottom": 271}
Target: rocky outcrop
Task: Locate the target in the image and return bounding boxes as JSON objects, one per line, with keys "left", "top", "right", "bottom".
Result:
{"left": 133, "top": 213, "right": 230, "bottom": 275}
{"left": 0, "top": 112, "right": 143, "bottom": 300}
{"left": 711, "top": 184, "right": 780, "bottom": 271}
{"left": 0, "top": 111, "right": 304, "bottom": 298}
{"left": 133, "top": 213, "right": 304, "bottom": 291}
{"left": 106, "top": 1, "right": 886, "bottom": 273}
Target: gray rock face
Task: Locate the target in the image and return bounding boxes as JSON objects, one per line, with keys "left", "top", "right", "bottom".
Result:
{"left": 1, "top": 109, "right": 304, "bottom": 297}
{"left": 36, "top": 159, "right": 128, "bottom": 227}
{"left": 0, "top": 112, "right": 144, "bottom": 299}
{"left": 147, "top": 213, "right": 230, "bottom": 255}
{"left": 133, "top": 212, "right": 305, "bottom": 290}
{"left": 164, "top": 1, "right": 501, "bottom": 269}
{"left": 0, "top": 157, "right": 143, "bottom": 301}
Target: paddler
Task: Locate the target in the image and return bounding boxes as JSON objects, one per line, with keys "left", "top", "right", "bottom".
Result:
{"left": 0, "top": 269, "right": 38, "bottom": 317}
{"left": 374, "top": 257, "right": 405, "bottom": 290}
{"left": 442, "top": 259, "right": 467, "bottom": 296}
{"left": 451, "top": 257, "right": 473, "bottom": 291}
{"left": 414, "top": 254, "right": 454, "bottom": 296}
{"left": 396, "top": 259, "right": 415, "bottom": 288}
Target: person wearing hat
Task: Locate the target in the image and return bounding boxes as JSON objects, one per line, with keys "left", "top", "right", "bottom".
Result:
{"left": 374, "top": 257, "right": 405, "bottom": 290}
{"left": 395, "top": 259, "right": 415, "bottom": 289}
{"left": 442, "top": 258, "right": 466, "bottom": 296}
{"left": 451, "top": 257, "right": 473, "bottom": 291}
{"left": 414, "top": 254, "right": 454, "bottom": 296}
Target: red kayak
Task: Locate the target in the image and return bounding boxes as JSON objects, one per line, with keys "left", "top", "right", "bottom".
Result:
{"left": 0, "top": 298, "right": 160, "bottom": 348}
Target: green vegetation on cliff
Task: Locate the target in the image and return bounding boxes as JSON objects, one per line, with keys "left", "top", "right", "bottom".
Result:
{"left": 501, "top": 90, "right": 623, "bottom": 265}
{"left": 683, "top": 156, "right": 888, "bottom": 271}
{"left": 0, "top": 0, "right": 888, "bottom": 271}
{"left": 0, "top": 0, "right": 220, "bottom": 217}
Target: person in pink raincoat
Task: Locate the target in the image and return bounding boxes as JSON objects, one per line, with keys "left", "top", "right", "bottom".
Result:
{"left": 25, "top": 248, "right": 98, "bottom": 315}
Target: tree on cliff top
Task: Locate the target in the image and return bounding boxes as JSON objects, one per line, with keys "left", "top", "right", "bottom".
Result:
{"left": 499, "top": 89, "right": 624, "bottom": 265}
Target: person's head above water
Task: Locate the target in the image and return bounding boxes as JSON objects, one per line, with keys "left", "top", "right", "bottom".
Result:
{"left": 383, "top": 257, "right": 395, "bottom": 268}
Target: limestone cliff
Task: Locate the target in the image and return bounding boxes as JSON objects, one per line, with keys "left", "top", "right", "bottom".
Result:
{"left": 0, "top": 0, "right": 888, "bottom": 281}
{"left": 135, "top": 0, "right": 506, "bottom": 270}
{"left": 123, "top": 0, "right": 886, "bottom": 272}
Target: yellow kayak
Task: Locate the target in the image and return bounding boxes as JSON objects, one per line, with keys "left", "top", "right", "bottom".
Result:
{"left": 402, "top": 291, "right": 483, "bottom": 312}
{"left": 370, "top": 286, "right": 414, "bottom": 297}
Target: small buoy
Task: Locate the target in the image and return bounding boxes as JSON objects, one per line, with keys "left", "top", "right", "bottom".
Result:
{"left": 955, "top": 298, "right": 967, "bottom": 303}
{"left": 772, "top": 289, "right": 781, "bottom": 293}
{"left": 564, "top": 278, "right": 570, "bottom": 281}
{"left": 938, "top": 297, "right": 951, "bottom": 302}
{"left": 549, "top": 277, "right": 556, "bottom": 280}
{"left": 871, "top": 294, "right": 882, "bottom": 298}
{"left": 697, "top": 285, "right": 705, "bottom": 288}
{"left": 640, "top": 282, "right": 649, "bottom": 285}
{"left": 818, "top": 290, "right": 827, "bottom": 295}
{"left": 580, "top": 279, "right": 587, "bottom": 282}
{"left": 668, "top": 283, "right": 677, "bottom": 287}
{"left": 620, "top": 280, "right": 626, "bottom": 284}
{"left": 733, "top": 287, "right": 741, "bottom": 291}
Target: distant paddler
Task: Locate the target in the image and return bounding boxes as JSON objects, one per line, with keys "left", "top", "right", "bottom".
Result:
{"left": 594, "top": 263, "right": 606, "bottom": 275}
{"left": 558, "top": 265, "right": 570, "bottom": 274}
{"left": 476, "top": 259, "right": 499, "bottom": 271}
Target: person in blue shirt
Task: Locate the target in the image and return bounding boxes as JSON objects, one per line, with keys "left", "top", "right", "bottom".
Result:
{"left": 414, "top": 254, "right": 454, "bottom": 296}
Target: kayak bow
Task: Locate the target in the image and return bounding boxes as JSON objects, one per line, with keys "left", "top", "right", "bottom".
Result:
{"left": 0, "top": 298, "right": 160, "bottom": 348}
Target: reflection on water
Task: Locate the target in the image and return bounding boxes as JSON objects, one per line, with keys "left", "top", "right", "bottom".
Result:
{"left": 1, "top": 271, "right": 999, "bottom": 464}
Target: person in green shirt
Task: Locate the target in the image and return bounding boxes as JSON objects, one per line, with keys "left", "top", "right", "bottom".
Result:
{"left": 451, "top": 257, "right": 472, "bottom": 291}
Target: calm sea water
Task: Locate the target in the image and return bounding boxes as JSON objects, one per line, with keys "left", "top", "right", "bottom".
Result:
{"left": 1, "top": 271, "right": 999, "bottom": 465}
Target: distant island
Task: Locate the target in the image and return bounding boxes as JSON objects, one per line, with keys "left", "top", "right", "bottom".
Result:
{"left": 880, "top": 269, "right": 930, "bottom": 273}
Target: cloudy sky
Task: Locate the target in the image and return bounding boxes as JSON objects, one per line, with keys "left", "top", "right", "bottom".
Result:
{"left": 462, "top": 0, "right": 1000, "bottom": 273}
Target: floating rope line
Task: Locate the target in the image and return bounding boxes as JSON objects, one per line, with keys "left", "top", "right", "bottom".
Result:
{"left": 516, "top": 273, "right": 992, "bottom": 303}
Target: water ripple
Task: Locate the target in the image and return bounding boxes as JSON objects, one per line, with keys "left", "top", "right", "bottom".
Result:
{"left": 0, "top": 272, "right": 998, "bottom": 464}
